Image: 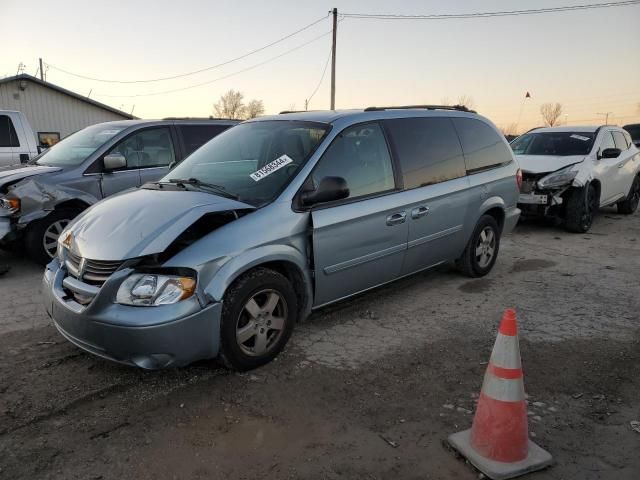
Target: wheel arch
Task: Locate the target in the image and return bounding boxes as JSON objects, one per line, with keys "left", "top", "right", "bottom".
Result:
{"left": 203, "top": 246, "right": 313, "bottom": 321}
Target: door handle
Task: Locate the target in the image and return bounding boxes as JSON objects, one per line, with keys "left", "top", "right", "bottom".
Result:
{"left": 618, "top": 162, "right": 625, "bottom": 168}
{"left": 386, "top": 212, "right": 407, "bottom": 226}
{"left": 411, "top": 205, "right": 430, "bottom": 219}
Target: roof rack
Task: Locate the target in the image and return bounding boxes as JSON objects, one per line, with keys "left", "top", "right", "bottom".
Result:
{"left": 162, "top": 116, "right": 239, "bottom": 121}
{"left": 363, "top": 104, "right": 477, "bottom": 114}
{"left": 278, "top": 110, "right": 323, "bottom": 114}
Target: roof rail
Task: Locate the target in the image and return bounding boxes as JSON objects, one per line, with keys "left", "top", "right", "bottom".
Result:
{"left": 162, "top": 116, "right": 239, "bottom": 121}
{"left": 278, "top": 110, "right": 323, "bottom": 114}
{"left": 363, "top": 104, "right": 477, "bottom": 114}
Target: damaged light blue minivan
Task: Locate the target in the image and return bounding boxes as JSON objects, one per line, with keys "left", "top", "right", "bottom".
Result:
{"left": 43, "top": 106, "right": 521, "bottom": 370}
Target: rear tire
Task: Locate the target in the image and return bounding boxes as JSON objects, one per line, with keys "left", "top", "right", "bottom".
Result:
{"left": 25, "top": 209, "right": 80, "bottom": 266}
{"left": 565, "top": 185, "right": 597, "bottom": 233}
{"left": 617, "top": 176, "right": 640, "bottom": 215}
{"left": 219, "top": 268, "right": 297, "bottom": 371}
{"left": 457, "top": 215, "right": 501, "bottom": 278}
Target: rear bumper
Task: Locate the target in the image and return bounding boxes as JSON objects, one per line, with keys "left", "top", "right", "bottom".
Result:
{"left": 43, "top": 260, "right": 222, "bottom": 368}
{"left": 503, "top": 206, "right": 521, "bottom": 235}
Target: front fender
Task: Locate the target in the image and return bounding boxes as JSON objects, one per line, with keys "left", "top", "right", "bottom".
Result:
{"left": 13, "top": 179, "right": 98, "bottom": 225}
{"left": 202, "top": 243, "right": 313, "bottom": 313}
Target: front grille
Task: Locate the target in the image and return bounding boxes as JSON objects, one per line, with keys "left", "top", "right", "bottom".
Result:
{"left": 65, "top": 250, "right": 123, "bottom": 286}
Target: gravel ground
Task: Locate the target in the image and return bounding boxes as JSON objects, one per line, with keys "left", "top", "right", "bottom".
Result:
{"left": 0, "top": 208, "right": 639, "bottom": 480}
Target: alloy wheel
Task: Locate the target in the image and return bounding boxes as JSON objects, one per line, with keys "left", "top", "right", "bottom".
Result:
{"left": 475, "top": 226, "right": 496, "bottom": 269}
{"left": 236, "top": 289, "right": 288, "bottom": 357}
{"left": 43, "top": 220, "right": 70, "bottom": 259}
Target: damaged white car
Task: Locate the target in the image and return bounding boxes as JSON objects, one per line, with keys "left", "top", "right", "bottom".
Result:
{"left": 513, "top": 126, "right": 640, "bottom": 232}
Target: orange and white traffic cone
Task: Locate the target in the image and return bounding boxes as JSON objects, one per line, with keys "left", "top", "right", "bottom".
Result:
{"left": 448, "top": 309, "right": 553, "bottom": 480}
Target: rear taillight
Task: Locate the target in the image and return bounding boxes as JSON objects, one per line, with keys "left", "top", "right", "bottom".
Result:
{"left": 516, "top": 168, "right": 523, "bottom": 190}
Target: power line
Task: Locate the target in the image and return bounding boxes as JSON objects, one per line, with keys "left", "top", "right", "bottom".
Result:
{"left": 306, "top": 44, "right": 333, "bottom": 109}
{"left": 341, "top": 1, "right": 640, "bottom": 20}
{"left": 45, "top": 15, "right": 329, "bottom": 84}
{"left": 94, "top": 29, "right": 333, "bottom": 98}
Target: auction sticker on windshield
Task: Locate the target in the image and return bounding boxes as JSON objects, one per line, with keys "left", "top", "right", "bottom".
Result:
{"left": 250, "top": 154, "right": 294, "bottom": 182}
{"left": 570, "top": 134, "right": 591, "bottom": 141}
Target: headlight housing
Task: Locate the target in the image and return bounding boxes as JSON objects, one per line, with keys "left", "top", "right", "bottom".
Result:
{"left": 116, "top": 273, "right": 197, "bottom": 306}
{"left": 537, "top": 166, "right": 578, "bottom": 189}
{"left": 0, "top": 197, "right": 20, "bottom": 214}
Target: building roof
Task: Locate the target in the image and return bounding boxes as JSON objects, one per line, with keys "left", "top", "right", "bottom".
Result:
{"left": 0, "top": 74, "right": 135, "bottom": 119}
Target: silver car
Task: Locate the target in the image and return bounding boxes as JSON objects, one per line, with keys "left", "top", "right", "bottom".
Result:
{"left": 43, "top": 106, "right": 521, "bottom": 370}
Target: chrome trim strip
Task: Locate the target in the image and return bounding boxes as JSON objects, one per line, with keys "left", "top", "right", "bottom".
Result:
{"left": 407, "top": 225, "right": 463, "bottom": 249}
{"left": 323, "top": 243, "right": 406, "bottom": 275}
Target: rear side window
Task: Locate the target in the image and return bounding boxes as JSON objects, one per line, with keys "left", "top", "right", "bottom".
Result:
{"left": 452, "top": 118, "right": 512, "bottom": 173}
{"left": 384, "top": 117, "right": 466, "bottom": 188}
{"left": 0, "top": 115, "right": 20, "bottom": 147}
{"left": 612, "top": 131, "right": 628, "bottom": 150}
{"left": 179, "top": 124, "right": 231, "bottom": 156}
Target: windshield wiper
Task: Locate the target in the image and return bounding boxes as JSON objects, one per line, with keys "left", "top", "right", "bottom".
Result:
{"left": 167, "top": 178, "right": 239, "bottom": 200}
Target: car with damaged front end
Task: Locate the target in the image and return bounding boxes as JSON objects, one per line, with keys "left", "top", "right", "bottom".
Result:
{"left": 513, "top": 125, "right": 640, "bottom": 232}
{"left": 0, "top": 119, "right": 238, "bottom": 264}
{"left": 43, "top": 107, "right": 521, "bottom": 371}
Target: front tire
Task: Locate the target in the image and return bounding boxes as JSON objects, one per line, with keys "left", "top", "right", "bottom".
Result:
{"left": 219, "top": 268, "right": 297, "bottom": 371}
{"left": 457, "top": 215, "right": 501, "bottom": 278}
{"left": 25, "top": 209, "right": 80, "bottom": 265}
{"left": 617, "top": 176, "right": 640, "bottom": 215}
{"left": 565, "top": 185, "right": 598, "bottom": 233}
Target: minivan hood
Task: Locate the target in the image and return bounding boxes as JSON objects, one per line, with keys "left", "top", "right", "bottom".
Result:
{"left": 515, "top": 155, "right": 585, "bottom": 174}
{"left": 67, "top": 188, "right": 255, "bottom": 261}
{"left": 0, "top": 165, "right": 62, "bottom": 189}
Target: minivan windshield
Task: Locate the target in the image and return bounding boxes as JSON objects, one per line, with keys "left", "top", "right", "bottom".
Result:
{"left": 163, "top": 120, "right": 330, "bottom": 206}
{"left": 36, "top": 124, "right": 126, "bottom": 167}
{"left": 510, "top": 132, "right": 595, "bottom": 157}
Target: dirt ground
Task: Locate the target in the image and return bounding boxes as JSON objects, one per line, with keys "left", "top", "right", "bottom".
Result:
{"left": 1, "top": 208, "right": 639, "bottom": 480}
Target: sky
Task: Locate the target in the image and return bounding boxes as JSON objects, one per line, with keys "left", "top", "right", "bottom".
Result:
{"left": 2, "top": 0, "right": 640, "bottom": 133}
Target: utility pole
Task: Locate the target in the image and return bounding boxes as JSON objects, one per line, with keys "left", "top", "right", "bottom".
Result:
{"left": 597, "top": 111, "right": 612, "bottom": 125}
{"left": 330, "top": 8, "right": 337, "bottom": 110}
{"left": 39, "top": 58, "right": 44, "bottom": 81}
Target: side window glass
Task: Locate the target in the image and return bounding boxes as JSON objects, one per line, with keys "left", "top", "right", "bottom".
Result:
{"left": 109, "top": 127, "right": 175, "bottom": 169}
{"left": 599, "top": 132, "right": 615, "bottom": 152}
{"left": 612, "top": 131, "right": 628, "bottom": 150}
{"left": 384, "top": 117, "right": 466, "bottom": 188}
{"left": 313, "top": 123, "right": 395, "bottom": 200}
{"left": 179, "top": 125, "right": 229, "bottom": 156}
{"left": 452, "top": 118, "right": 512, "bottom": 173}
{"left": 0, "top": 115, "right": 20, "bottom": 147}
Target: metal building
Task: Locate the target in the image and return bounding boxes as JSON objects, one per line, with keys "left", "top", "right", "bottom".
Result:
{"left": 0, "top": 74, "right": 134, "bottom": 146}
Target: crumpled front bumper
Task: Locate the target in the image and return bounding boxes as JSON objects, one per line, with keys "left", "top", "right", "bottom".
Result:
{"left": 42, "top": 258, "right": 222, "bottom": 368}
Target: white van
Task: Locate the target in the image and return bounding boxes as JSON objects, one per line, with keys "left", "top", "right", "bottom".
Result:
{"left": 0, "top": 111, "right": 39, "bottom": 166}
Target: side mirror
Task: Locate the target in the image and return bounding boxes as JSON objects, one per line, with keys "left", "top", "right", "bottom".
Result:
{"left": 600, "top": 148, "right": 621, "bottom": 159}
{"left": 301, "top": 176, "right": 349, "bottom": 206}
{"left": 103, "top": 153, "right": 127, "bottom": 170}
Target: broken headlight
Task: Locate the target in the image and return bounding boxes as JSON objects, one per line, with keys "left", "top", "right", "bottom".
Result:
{"left": 537, "top": 167, "right": 578, "bottom": 189}
{"left": 0, "top": 197, "right": 20, "bottom": 214}
{"left": 116, "top": 273, "right": 196, "bottom": 306}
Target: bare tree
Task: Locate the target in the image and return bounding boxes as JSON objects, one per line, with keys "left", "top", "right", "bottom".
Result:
{"left": 245, "top": 99, "right": 265, "bottom": 119}
{"left": 457, "top": 95, "right": 475, "bottom": 110}
{"left": 213, "top": 90, "right": 246, "bottom": 119}
{"left": 500, "top": 122, "right": 519, "bottom": 137}
{"left": 540, "top": 102, "right": 563, "bottom": 127}
{"left": 440, "top": 97, "right": 451, "bottom": 106}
